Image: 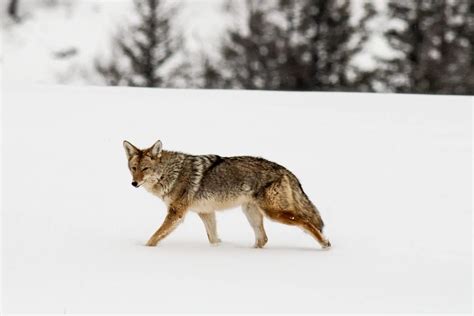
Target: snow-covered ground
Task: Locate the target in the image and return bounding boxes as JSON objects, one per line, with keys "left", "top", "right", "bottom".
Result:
{"left": 2, "top": 85, "right": 472, "bottom": 313}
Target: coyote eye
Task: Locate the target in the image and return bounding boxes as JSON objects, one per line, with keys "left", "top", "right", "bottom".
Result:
{"left": 142, "top": 167, "right": 149, "bottom": 172}
{"left": 132, "top": 167, "right": 136, "bottom": 171}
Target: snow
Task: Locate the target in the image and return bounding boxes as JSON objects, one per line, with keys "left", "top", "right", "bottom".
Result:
{"left": 2, "top": 84, "right": 472, "bottom": 313}
{"left": 2, "top": 1, "right": 129, "bottom": 84}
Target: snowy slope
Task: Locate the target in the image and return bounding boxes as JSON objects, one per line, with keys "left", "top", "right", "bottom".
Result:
{"left": 2, "top": 85, "right": 472, "bottom": 313}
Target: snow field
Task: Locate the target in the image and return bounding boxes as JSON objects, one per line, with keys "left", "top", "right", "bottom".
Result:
{"left": 2, "top": 85, "right": 472, "bottom": 313}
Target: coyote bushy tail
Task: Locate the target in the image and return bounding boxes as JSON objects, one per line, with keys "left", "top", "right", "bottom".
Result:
{"left": 288, "top": 173, "right": 325, "bottom": 232}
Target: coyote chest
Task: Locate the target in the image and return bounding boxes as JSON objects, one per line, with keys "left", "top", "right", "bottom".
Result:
{"left": 142, "top": 181, "right": 172, "bottom": 205}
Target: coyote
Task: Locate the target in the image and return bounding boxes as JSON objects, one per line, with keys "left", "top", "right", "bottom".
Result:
{"left": 123, "top": 140, "right": 331, "bottom": 249}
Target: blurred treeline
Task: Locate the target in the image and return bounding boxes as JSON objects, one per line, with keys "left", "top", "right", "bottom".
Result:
{"left": 6, "top": 0, "right": 474, "bottom": 95}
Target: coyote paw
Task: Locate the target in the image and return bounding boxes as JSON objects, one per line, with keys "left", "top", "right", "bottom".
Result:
{"left": 322, "top": 240, "right": 331, "bottom": 249}
{"left": 145, "top": 240, "right": 158, "bottom": 247}
{"left": 210, "top": 238, "right": 222, "bottom": 246}
{"left": 254, "top": 238, "right": 268, "bottom": 248}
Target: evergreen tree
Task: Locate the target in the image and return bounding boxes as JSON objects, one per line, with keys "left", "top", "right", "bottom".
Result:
{"left": 200, "top": 56, "right": 231, "bottom": 89}
{"left": 382, "top": 0, "right": 473, "bottom": 94}
{"left": 203, "top": 0, "right": 375, "bottom": 91}
{"left": 209, "top": 1, "right": 286, "bottom": 90}
{"left": 96, "top": 0, "right": 179, "bottom": 87}
{"left": 7, "top": 0, "right": 20, "bottom": 21}
{"left": 299, "top": 0, "right": 373, "bottom": 91}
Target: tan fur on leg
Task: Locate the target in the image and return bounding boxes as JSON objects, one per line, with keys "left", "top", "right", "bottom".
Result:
{"left": 299, "top": 222, "right": 331, "bottom": 249}
{"left": 198, "top": 212, "right": 221, "bottom": 245}
{"left": 260, "top": 207, "right": 331, "bottom": 249}
{"left": 146, "top": 206, "right": 187, "bottom": 246}
{"left": 242, "top": 203, "right": 268, "bottom": 248}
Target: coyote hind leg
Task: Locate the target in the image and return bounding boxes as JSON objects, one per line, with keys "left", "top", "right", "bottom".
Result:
{"left": 299, "top": 218, "right": 331, "bottom": 249}
{"left": 256, "top": 175, "right": 331, "bottom": 249}
{"left": 242, "top": 203, "right": 268, "bottom": 248}
{"left": 261, "top": 208, "right": 331, "bottom": 249}
{"left": 198, "top": 212, "right": 221, "bottom": 245}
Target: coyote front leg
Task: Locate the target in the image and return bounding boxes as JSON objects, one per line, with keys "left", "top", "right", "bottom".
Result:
{"left": 146, "top": 206, "right": 187, "bottom": 247}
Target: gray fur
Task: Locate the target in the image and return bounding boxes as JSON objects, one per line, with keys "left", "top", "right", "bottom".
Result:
{"left": 124, "top": 140, "right": 331, "bottom": 249}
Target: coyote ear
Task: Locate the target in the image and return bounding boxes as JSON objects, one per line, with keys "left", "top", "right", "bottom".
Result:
{"left": 151, "top": 140, "right": 162, "bottom": 157}
{"left": 123, "top": 140, "right": 139, "bottom": 159}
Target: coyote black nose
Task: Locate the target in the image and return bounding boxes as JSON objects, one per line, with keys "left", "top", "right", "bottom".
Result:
{"left": 131, "top": 181, "right": 138, "bottom": 187}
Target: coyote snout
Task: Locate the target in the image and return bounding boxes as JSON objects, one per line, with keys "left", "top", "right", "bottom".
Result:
{"left": 123, "top": 139, "right": 331, "bottom": 249}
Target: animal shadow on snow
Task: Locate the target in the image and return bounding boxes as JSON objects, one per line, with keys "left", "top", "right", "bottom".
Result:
{"left": 132, "top": 239, "right": 327, "bottom": 253}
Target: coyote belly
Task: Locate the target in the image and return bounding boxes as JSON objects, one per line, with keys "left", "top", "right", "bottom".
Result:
{"left": 190, "top": 197, "right": 251, "bottom": 214}
{"left": 123, "top": 139, "right": 331, "bottom": 249}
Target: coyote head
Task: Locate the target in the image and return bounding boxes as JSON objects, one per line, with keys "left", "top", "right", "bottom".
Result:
{"left": 123, "top": 140, "right": 163, "bottom": 188}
